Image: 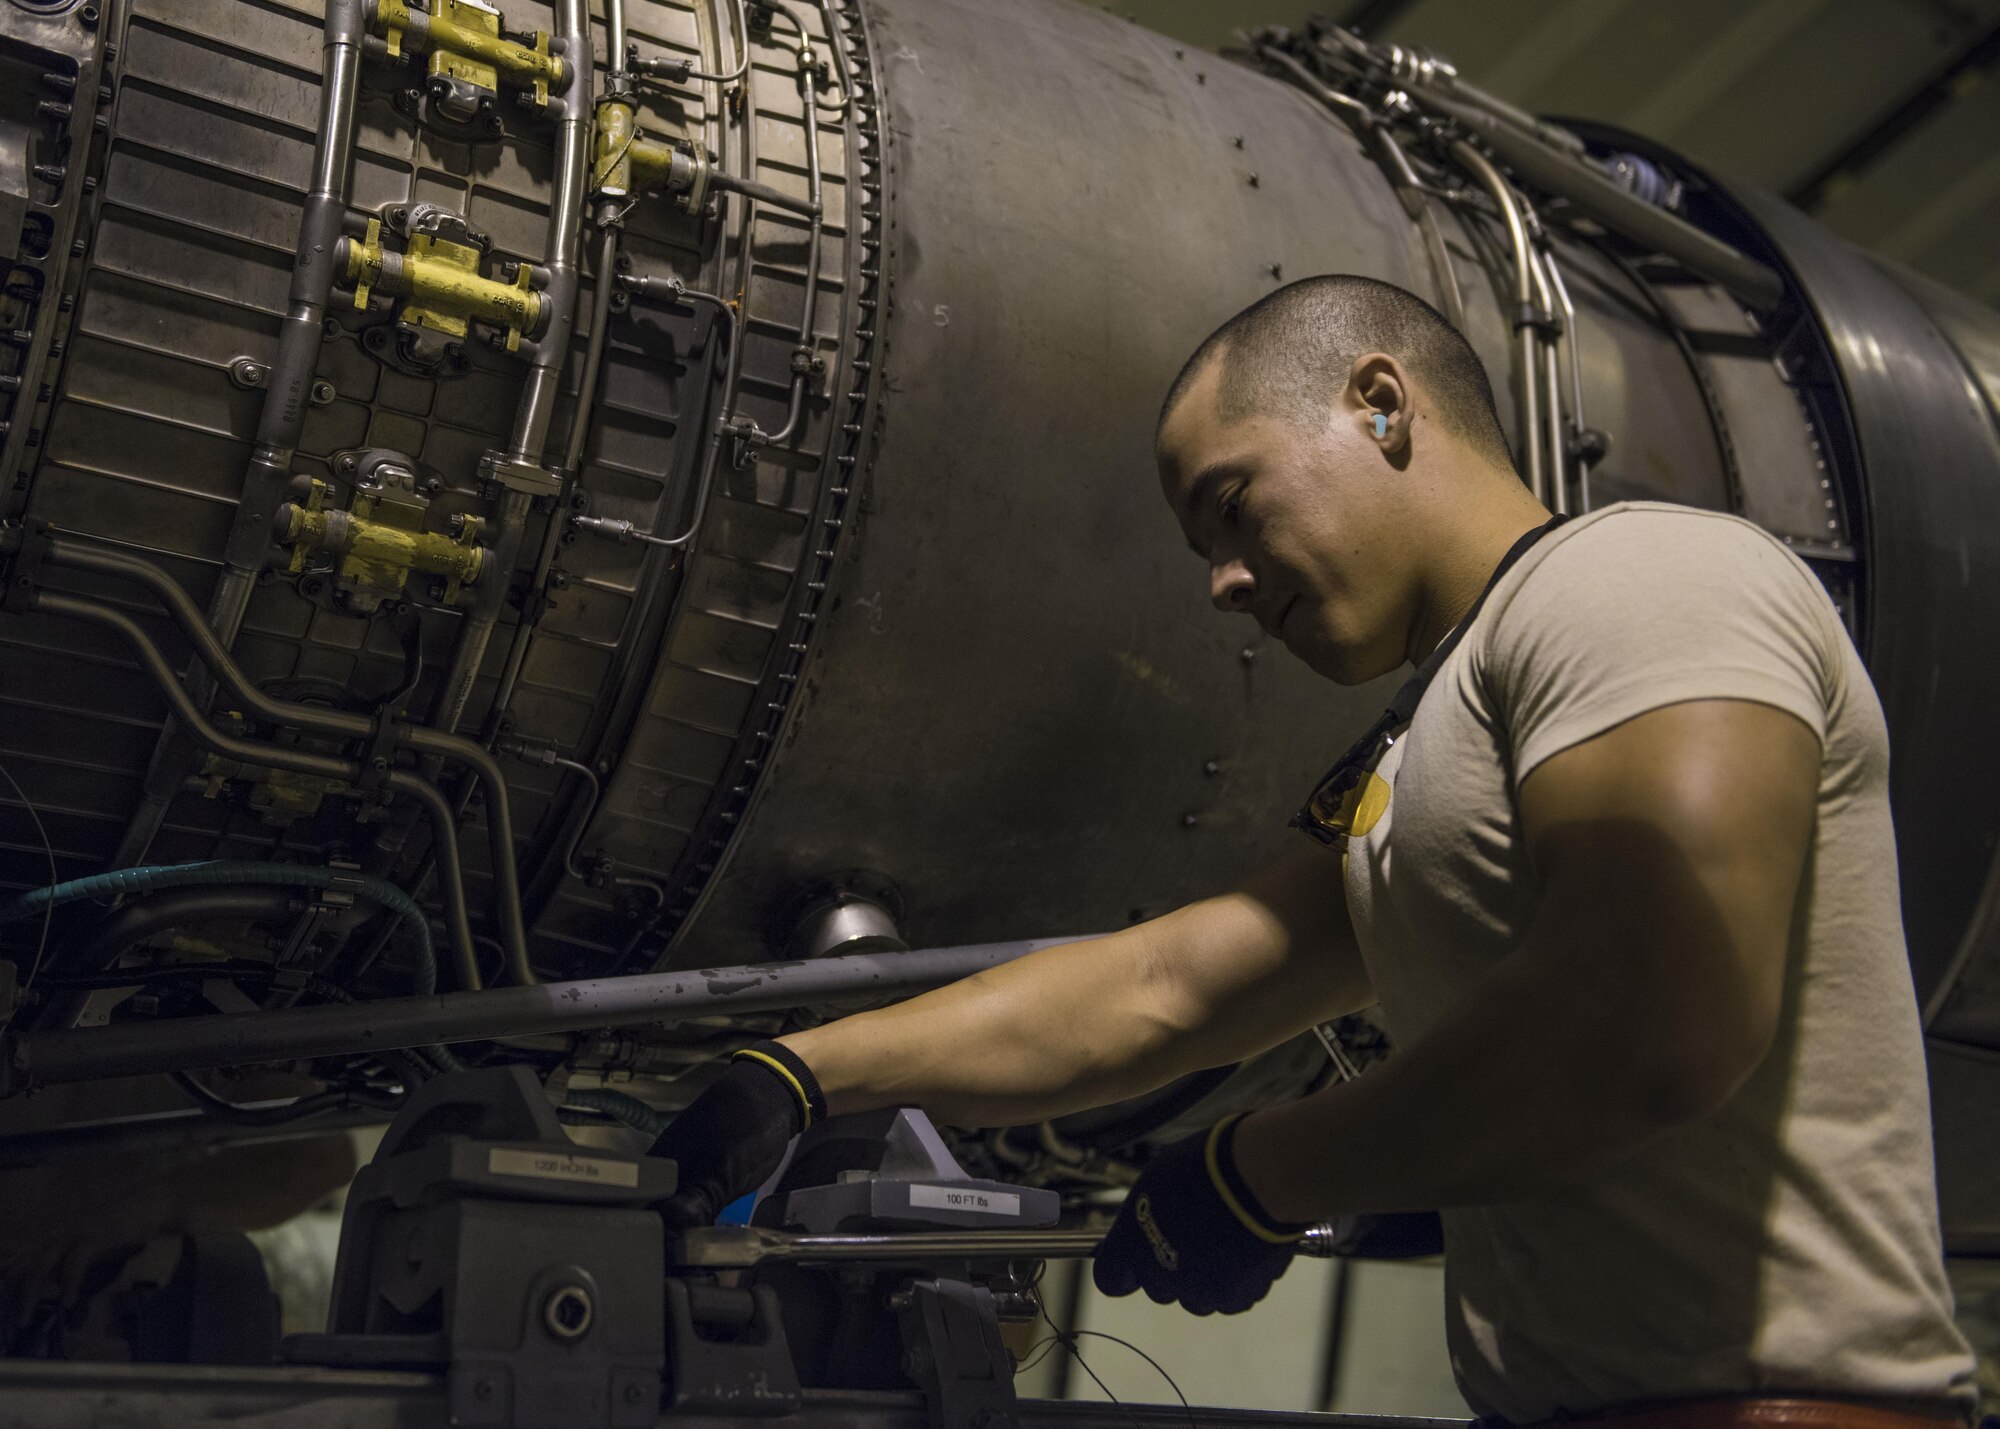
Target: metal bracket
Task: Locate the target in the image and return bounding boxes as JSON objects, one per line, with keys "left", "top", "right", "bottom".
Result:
{"left": 480, "top": 449, "right": 561, "bottom": 499}
{"left": 662, "top": 1280, "right": 802, "bottom": 1415}
{"left": 2, "top": 516, "right": 48, "bottom": 613}
{"left": 355, "top": 711, "right": 405, "bottom": 800}
{"left": 893, "top": 1278, "right": 1018, "bottom": 1429}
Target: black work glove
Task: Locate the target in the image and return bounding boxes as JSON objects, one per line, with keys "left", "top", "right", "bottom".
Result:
{"left": 647, "top": 1041, "right": 826, "bottom": 1228}
{"left": 1093, "top": 1113, "right": 1309, "bottom": 1315}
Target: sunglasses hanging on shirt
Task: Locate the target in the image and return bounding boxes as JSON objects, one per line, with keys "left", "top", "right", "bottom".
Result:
{"left": 1292, "top": 515, "right": 1568, "bottom": 844}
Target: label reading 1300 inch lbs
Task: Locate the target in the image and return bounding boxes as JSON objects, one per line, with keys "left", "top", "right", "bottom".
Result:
{"left": 908, "top": 1184, "right": 1020, "bottom": 1216}
{"left": 488, "top": 1147, "right": 640, "bottom": 1188}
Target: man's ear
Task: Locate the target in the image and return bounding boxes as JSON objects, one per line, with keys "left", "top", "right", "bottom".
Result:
{"left": 1347, "top": 352, "right": 1411, "bottom": 450}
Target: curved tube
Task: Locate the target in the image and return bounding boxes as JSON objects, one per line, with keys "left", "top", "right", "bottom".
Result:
{"left": 0, "top": 860, "right": 438, "bottom": 997}
{"left": 27, "top": 590, "right": 481, "bottom": 990}
{"left": 611, "top": 277, "right": 741, "bottom": 548}
{"left": 1543, "top": 248, "right": 1594, "bottom": 511}
{"left": 1449, "top": 140, "right": 1547, "bottom": 503}
{"left": 34, "top": 886, "right": 297, "bottom": 1033}
{"left": 1522, "top": 221, "right": 1569, "bottom": 515}
{"left": 756, "top": 41, "right": 829, "bottom": 449}
{"left": 564, "top": 1087, "right": 669, "bottom": 1137}
{"left": 35, "top": 536, "right": 528, "bottom": 986}
{"left": 685, "top": 0, "right": 751, "bottom": 83}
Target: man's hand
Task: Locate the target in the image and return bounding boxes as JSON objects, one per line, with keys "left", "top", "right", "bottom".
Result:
{"left": 1093, "top": 1114, "right": 1308, "bottom": 1315}
{"left": 648, "top": 1041, "right": 825, "bottom": 1227}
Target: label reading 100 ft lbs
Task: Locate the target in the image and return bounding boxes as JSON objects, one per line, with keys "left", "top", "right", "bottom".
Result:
{"left": 908, "top": 1184, "right": 1021, "bottom": 1216}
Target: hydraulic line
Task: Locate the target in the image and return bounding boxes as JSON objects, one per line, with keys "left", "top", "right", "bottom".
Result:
{"left": 33, "top": 535, "right": 534, "bottom": 987}
{"left": 26, "top": 590, "right": 482, "bottom": 992}
{"left": 756, "top": 24, "right": 829, "bottom": 449}
{"left": 0, "top": 861, "right": 439, "bottom": 997}
{"left": 113, "top": 0, "right": 368, "bottom": 869}
{"left": 1449, "top": 141, "right": 1548, "bottom": 504}
{"left": 33, "top": 887, "right": 298, "bottom": 1033}
{"left": 1542, "top": 248, "right": 1595, "bottom": 511}
{"left": 564, "top": 1086, "right": 669, "bottom": 1138}
{"left": 686, "top": 0, "right": 751, "bottom": 82}
{"left": 1521, "top": 211, "right": 1569, "bottom": 516}
{"left": 600, "top": 278, "right": 740, "bottom": 549}
{"left": 430, "top": 0, "right": 591, "bottom": 743}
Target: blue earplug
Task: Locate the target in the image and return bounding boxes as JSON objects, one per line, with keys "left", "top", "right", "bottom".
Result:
{"left": 1372, "top": 413, "right": 1388, "bottom": 439}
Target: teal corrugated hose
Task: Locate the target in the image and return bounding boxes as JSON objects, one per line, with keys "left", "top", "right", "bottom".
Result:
{"left": 565, "top": 1087, "right": 671, "bottom": 1139}
{"left": 0, "top": 860, "right": 438, "bottom": 998}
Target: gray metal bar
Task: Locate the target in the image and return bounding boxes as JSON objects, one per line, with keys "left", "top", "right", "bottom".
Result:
{"left": 671, "top": 1222, "right": 1345, "bottom": 1268}
{"left": 11, "top": 938, "right": 1096, "bottom": 1086}
{"left": 1426, "top": 92, "right": 1785, "bottom": 313}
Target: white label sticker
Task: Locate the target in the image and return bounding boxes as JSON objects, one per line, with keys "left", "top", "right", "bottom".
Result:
{"left": 488, "top": 1147, "right": 640, "bottom": 1188}
{"left": 908, "top": 1184, "right": 1020, "bottom": 1216}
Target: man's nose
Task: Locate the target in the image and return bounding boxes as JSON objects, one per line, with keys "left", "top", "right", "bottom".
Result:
{"left": 1210, "top": 559, "right": 1254, "bottom": 614}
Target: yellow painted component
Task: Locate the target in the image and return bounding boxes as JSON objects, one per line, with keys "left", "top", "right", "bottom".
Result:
{"left": 342, "top": 226, "right": 542, "bottom": 350}
{"left": 371, "top": 0, "right": 562, "bottom": 108}
{"left": 627, "top": 136, "right": 677, "bottom": 194}
{"left": 593, "top": 95, "right": 638, "bottom": 196}
{"left": 350, "top": 216, "right": 385, "bottom": 310}
{"left": 281, "top": 478, "right": 486, "bottom": 604}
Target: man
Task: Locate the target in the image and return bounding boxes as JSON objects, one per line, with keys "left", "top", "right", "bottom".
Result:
{"left": 653, "top": 275, "right": 1977, "bottom": 1425}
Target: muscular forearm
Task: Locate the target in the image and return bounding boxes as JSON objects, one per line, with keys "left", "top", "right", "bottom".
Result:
{"left": 782, "top": 929, "right": 1188, "bottom": 1127}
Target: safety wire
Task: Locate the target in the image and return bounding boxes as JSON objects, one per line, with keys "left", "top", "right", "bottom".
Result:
{"left": 0, "top": 754, "right": 57, "bottom": 1000}
{"left": 1029, "top": 1279, "right": 1198, "bottom": 1429}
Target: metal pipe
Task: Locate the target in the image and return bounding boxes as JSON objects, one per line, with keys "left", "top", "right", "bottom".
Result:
{"left": 1522, "top": 222, "right": 1568, "bottom": 516}
{"left": 1449, "top": 141, "right": 1545, "bottom": 502}
{"left": 1423, "top": 92, "right": 1784, "bottom": 313}
{"left": 27, "top": 590, "right": 481, "bottom": 991}
{"left": 612, "top": 277, "right": 741, "bottom": 548}
{"left": 756, "top": 44, "right": 829, "bottom": 449}
{"left": 113, "top": 0, "right": 367, "bottom": 868}
{"left": 35, "top": 535, "right": 531, "bottom": 988}
{"left": 670, "top": 1223, "right": 1347, "bottom": 1268}
{"left": 10, "top": 937, "right": 1099, "bottom": 1086}
{"left": 685, "top": 0, "right": 751, "bottom": 83}
{"left": 430, "top": 0, "right": 591, "bottom": 744}
{"left": 1543, "top": 247, "right": 1594, "bottom": 512}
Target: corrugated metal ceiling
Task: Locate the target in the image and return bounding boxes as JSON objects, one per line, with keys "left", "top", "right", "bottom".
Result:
{"left": 1089, "top": 0, "right": 2000, "bottom": 305}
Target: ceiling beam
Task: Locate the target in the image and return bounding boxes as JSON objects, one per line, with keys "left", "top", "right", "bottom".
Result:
{"left": 1789, "top": 15, "right": 2000, "bottom": 212}
{"left": 1336, "top": 0, "right": 1421, "bottom": 40}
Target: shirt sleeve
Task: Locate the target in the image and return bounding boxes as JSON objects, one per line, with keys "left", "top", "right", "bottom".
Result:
{"left": 1476, "top": 510, "right": 1839, "bottom": 787}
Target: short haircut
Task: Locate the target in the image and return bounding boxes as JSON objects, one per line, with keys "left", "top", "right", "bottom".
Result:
{"left": 1157, "top": 274, "right": 1514, "bottom": 468}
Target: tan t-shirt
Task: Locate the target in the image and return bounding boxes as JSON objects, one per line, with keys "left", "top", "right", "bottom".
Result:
{"left": 1341, "top": 502, "right": 1976, "bottom": 1423}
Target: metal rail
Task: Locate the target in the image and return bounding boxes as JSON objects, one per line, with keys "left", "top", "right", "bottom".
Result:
{"left": 9, "top": 936, "right": 1097, "bottom": 1086}
{"left": 670, "top": 1222, "right": 1346, "bottom": 1268}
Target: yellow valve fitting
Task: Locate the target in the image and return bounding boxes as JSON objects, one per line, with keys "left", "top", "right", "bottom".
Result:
{"left": 593, "top": 95, "right": 639, "bottom": 196}
{"left": 280, "top": 479, "right": 486, "bottom": 605}
{"left": 590, "top": 102, "right": 711, "bottom": 212}
{"left": 627, "top": 136, "right": 680, "bottom": 195}
{"left": 373, "top": 0, "right": 563, "bottom": 109}
{"left": 342, "top": 218, "right": 543, "bottom": 351}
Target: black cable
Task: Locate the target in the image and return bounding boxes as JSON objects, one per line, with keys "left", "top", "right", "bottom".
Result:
{"left": 171, "top": 1069, "right": 403, "bottom": 1126}
{"left": 0, "top": 754, "right": 58, "bottom": 1000}
{"left": 1032, "top": 1282, "right": 1198, "bottom": 1429}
